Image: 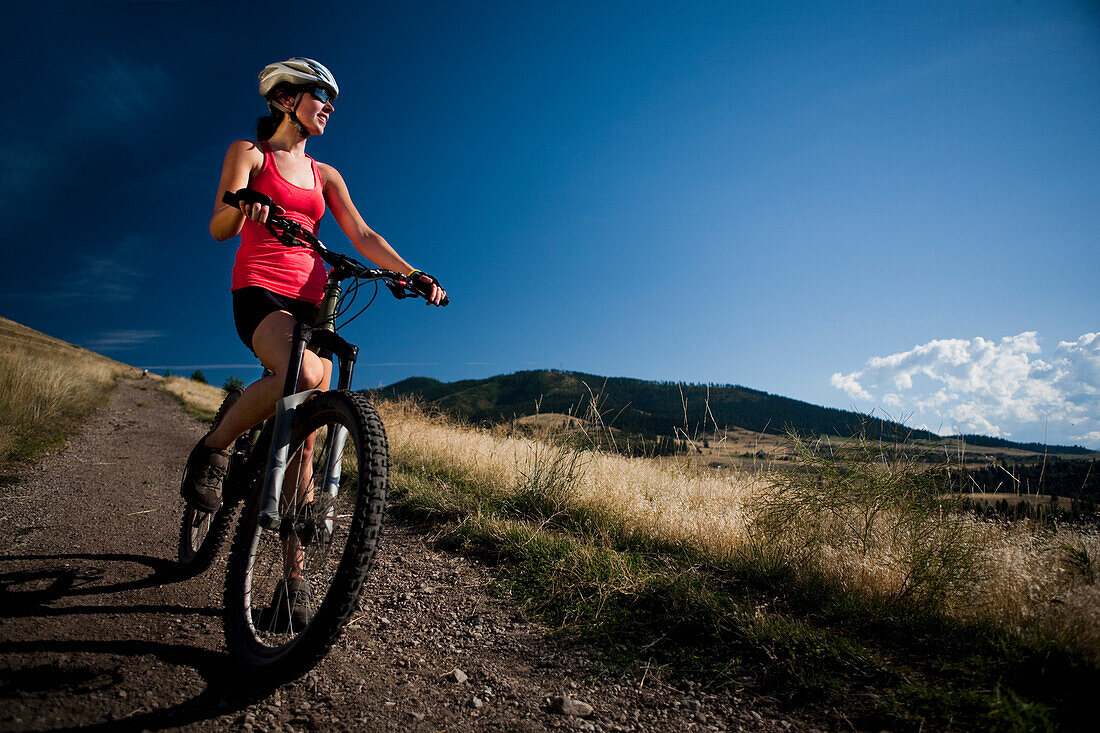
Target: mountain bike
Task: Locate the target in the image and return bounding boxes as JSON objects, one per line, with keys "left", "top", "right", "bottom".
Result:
{"left": 177, "top": 188, "right": 446, "bottom": 676}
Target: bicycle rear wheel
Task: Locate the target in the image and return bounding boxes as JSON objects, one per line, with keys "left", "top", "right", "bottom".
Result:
{"left": 223, "top": 390, "right": 388, "bottom": 675}
{"left": 177, "top": 388, "right": 244, "bottom": 576}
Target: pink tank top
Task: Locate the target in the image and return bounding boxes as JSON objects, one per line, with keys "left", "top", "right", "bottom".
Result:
{"left": 231, "top": 141, "right": 328, "bottom": 303}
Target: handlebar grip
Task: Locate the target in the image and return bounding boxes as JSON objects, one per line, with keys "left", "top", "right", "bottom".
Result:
{"left": 222, "top": 188, "right": 276, "bottom": 209}
{"left": 388, "top": 278, "right": 449, "bottom": 306}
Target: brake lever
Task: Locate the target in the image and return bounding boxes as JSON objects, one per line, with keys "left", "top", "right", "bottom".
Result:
{"left": 385, "top": 279, "right": 412, "bottom": 299}
{"left": 264, "top": 215, "right": 323, "bottom": 251}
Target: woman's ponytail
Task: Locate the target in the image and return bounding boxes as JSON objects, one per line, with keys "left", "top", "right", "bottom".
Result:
{"left": 256, "top": 109, "right": 284, "bottom": 141}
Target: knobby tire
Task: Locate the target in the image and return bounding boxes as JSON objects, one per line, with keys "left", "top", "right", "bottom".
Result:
{"left": 222, "top": 390, "right": 389, "bottom": 677}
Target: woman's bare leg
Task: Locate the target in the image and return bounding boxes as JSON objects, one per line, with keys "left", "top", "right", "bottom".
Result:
{"left": 203, "top": 310, "right": 332, "bottom": 451}
{"left": 202, "top": 310, "right": 333, "bottom": 582}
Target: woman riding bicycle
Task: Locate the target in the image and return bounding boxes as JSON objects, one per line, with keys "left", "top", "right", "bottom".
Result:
{"left": 181, "top": 57, "right": 446, "bottom": 514}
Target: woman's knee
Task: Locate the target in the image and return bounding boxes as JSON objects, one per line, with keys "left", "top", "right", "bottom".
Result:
{"left": 250, "top": 312, "right": 330, "bottom": 390}
{"left": 298, "top": 353, "right": 327, "bottom": 390}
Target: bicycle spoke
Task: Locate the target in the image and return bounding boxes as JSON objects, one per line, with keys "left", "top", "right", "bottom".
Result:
{"left": 242, "top": 420, "right": 355, "bottom": 641}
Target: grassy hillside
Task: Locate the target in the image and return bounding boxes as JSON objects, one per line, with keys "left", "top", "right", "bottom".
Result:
{"left": 381, "top": 369, "right": 1100, "bottom": 520}
{"left": 0, "top": 317, "right": 227, "bottom": 474}
{"left": 0, "top": 316, "right": 138, "bottom": 473}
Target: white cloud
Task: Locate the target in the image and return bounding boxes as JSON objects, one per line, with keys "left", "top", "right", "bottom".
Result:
{"left": 830, "top": 370, "right": 872, "bottom": 401}
{"left": 832, "top": 332, "right": 1100, "bottom": 448}
{"left": 85, "top": 330, "right": 162, "bottom": 351}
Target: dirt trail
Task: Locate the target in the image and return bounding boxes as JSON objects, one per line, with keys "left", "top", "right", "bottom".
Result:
{"left": 0, "top": 378, "right": 797, "bottom": 732}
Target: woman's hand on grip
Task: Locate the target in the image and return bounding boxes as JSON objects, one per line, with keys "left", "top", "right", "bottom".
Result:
{"left": 408, "top": 270, "right": 447, "bottom": 306}
{"left": 236, "top": 198, "right": 286, "bottom": 226}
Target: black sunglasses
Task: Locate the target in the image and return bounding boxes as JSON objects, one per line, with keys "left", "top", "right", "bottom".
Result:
{"left": 308, "top": 87, "right": 334, "bottom": 104}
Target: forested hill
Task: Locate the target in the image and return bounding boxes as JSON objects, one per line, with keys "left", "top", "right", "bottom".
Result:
{"left": 375, "top": 369, "right": 937, "bottom": 441}
{"left": 942, "top": 434, "right": 1095, "bottom": 456}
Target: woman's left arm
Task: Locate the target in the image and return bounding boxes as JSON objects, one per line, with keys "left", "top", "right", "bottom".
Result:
{"left": 319, "top": 162, "right": 414, "bottom": 275}
{"left": 320, "top": 162, "right": 446, "bottom": 306}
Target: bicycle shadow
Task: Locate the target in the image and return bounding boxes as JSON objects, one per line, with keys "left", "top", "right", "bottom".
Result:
{"left": 0, "top": 638, "right": 278, "bottom": 732}
{"left": 0, "top": 552, "right": 208, "bottom": 618}
{"left": 0, "top": 552, "right": 276, "bottom": 730}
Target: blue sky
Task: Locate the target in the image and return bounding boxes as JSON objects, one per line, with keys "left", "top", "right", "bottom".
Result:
{"left": 2, "top": 1, "right": 1098, "bottom": 447}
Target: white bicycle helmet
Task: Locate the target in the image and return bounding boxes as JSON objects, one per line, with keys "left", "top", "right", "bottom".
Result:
{"left": 257, "top": 57, "right": 338, "bottom": 137}
{"left": 258, "top": 57, "right": 339, "bottom": 100}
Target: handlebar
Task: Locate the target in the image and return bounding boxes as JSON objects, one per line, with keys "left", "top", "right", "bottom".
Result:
{"left": 222, "top": 189, "right": 449, "bottom": 307}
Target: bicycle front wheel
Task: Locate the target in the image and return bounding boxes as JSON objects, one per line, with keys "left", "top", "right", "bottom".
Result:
{"left": 223, "top": 390, "right": 389, "bottom": 675}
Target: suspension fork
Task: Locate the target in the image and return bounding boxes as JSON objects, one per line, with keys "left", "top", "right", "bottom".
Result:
{"left": 316, "top": 332, "right": 357, "bottom": 535}
{"left": 256, "top": 322, "right": 358, "bottom": 531}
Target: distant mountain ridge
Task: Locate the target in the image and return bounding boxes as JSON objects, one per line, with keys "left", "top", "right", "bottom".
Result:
{"left": 943, "top": 433, "right": 1094, "bottom": 456}
{"left": 376, "top": 369, "right": 936, "bottom": 442}
{"left": 376, "top": 370, "right": 1095, "bottom": 455}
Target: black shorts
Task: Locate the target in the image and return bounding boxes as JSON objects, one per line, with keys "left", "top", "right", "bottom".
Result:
{"left": 232, "top": 287, "right": 321, "bottom": 354}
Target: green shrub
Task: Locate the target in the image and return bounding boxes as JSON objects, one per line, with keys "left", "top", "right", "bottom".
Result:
{"left": 746, "top": 430, "right": 985, "bottom": 612}
{"left": 505, "top": 440, "right": 589, "bottom": 520}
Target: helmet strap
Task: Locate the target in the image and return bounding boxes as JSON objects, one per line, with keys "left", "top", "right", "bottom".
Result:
{"left": 268, "top": 91, "right": 310, "bottom": 137}
{"left": 290, "top": 91, "right": 309, "bottom": 137}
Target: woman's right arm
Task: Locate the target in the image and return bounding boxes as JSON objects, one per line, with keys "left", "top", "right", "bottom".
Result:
{"left": 209, "top": 140, "right": 265, "bottom": 241}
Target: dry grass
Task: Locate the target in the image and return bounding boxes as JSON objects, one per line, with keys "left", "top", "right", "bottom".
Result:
{"left": 0, "top": 316, "right": 137, "bottom": 468}
{"left": 974, "top": 524, "right": 1100, "bottom": 661}
{"left": 379, "top": 398, "right": 762, "bottom": 555}
{"left": 378, "top": 397, "right": 1100, "bottom": 664}
{"left": 158, "top": 376, "right": 227, "bottom": 422}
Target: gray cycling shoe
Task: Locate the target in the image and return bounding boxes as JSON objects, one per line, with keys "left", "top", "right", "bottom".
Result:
{"left": 180, "top": 436, "right": 231, "bottom": 513}
{"left": 259, "top": 577, "right": 314, "bottom": 633}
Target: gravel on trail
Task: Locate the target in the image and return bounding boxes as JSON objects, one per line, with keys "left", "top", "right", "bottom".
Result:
{"left": 0, "top": 378, "right": 806, "bottom": 732}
